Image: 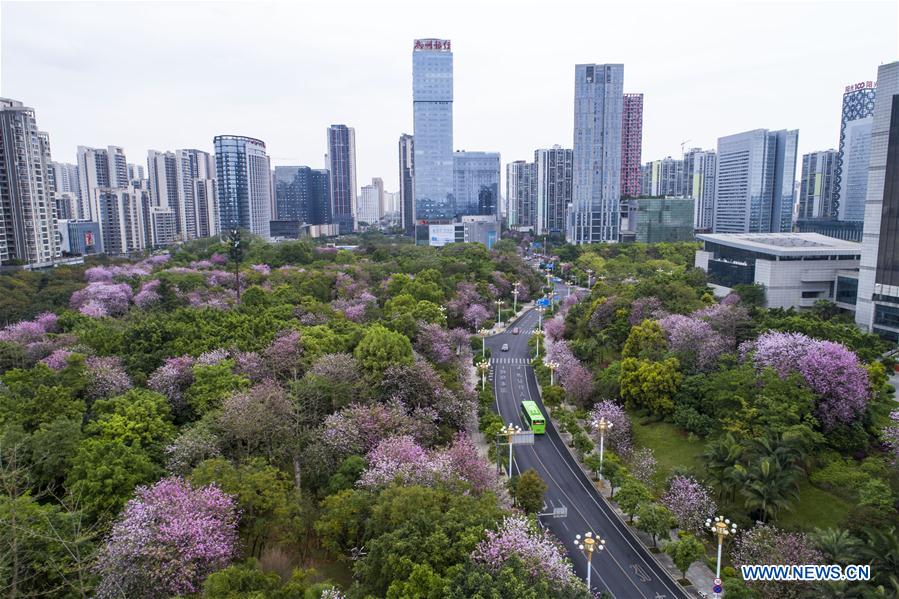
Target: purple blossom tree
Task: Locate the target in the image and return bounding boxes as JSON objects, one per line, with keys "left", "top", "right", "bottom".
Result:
{"left": 133, "top": 279, "right": 162, "bottom": 308}
{"left": 0, "top": 312, "right": 58, "bottom": 344}
{"left": 661, "top": 475, "right": 717, "bottom": 535}
{"left": 627, "top": 447, "right": 657, "bottom": 485}
{"left": 588, "top": 400, "right": 632, "bottom": 454}
{"left": 210, "top": 252, "right": 227, "bottom": 266}
{"left": 85, "top": 356, "right": 133, "bottom": 400}
{"left": 543, "top": 317, "right": 566, "bottom": 342}
{"left": 95, "top": 477, "right": 239, "bottom": 598}
{"left": 41, "top": 348, "right": 73, "bottom": 370}
{"left": 262, "top": 329, "right": 303, "bottom": 379}
{"left": 322, "top": 400, "right": 434, "bottom": 461}
{"left": 463, "top": 303, "right": 490, "bottom": 331}
{"left": 197, "top": 348, "right": 230, "bottom": 366}
{"left": 731, "top": 522, "right": 823, "bottom": 599}
{"left": 884, "top": 410, "right": 899, "bottom": 466}
{"left": 232, "top": 351, "right": 267, "bottom": 382}
{"left": 628, "top": 297, "right": 663, "bottom": 326}
{"left": 164, "top": 425, "right": 222, "bottom": 476}
{"left": 589, "top": 295, "right": 620, "bottom": 331}
{"left": 85, "top": 265, "right": 115, "bottom": 283}
{"left": 309, "top": 353, "right": 362, "bottom": 386}
{"left": 441, "top": 432, "right": 498, "bottom": 495}
{"left": 358, "top": 435, "right": 433, "bottom": 488}
{"left": 415, "top": 323, "right": 454, "bottom": 365}
{"left": 562, "top": 364, "right": 594, "bottom": 406}
{"left": 250, "top": 263, "right": 271, "bottom": 276}
{"left": 218, "top": 382, "right": 294, "bottom": 461}
{"left": 658, "top": 313, "right": 729, "bottom": 372}
{"left": 70, "top": 281, "right": 133, "bottom": 316}
{"left": 472, "top": 515, "right": 581, "bottom": 588}
{"left": 148, "top": 356, "right": 196, "bottom": 416}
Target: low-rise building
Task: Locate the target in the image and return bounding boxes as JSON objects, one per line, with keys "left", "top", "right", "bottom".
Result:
{"left": 621, "top": 196, "right": 695, "bottom": 243}
{"left": 694, "top": 232, "right": 861, "bottom": 309}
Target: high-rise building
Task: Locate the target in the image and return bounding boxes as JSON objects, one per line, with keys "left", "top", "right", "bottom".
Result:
{"left": 0, "top": 98, "right": 61, "bottom": 267}
{"left": 570, "top": 63, "right": 624, "bottom": 244}
{"left": 506, "top": 160, "right": 536, "bottom": 229}
{"left": 147, "top": 150, "right": 182, "bottom": 236}
{"left": 683, "top": 148, "right": 717, "bottom": 230}
{"left": 50, "top": 162, "right": 79, "bottom": 195}
{"left": 713, "top": 128, "right": 799, "bottom": 234}
{"left": 327, "top": 124, "right": 357, "bottom": 234}
{"left": 357, "top": 181, "right": 382, "bottom": 227}
{"left": 856, "top": 61, "right": 899, "bottom": 341}
{"left": 149, "top": 207, "right": 177, "bottom": 246}
{"left": 214, "top": 135, "right": 272, "bottom": 238}
{"left": 797, "top": 150, "right": 837, "bottom": 220}
{"left": 398, "top": 134, "right": 415, "bottom": 235}
{"left": 371, "top": 177, "right": 385, "bottom": 217}
{"left": 641, "top": 157, "right": 684, "bottom": 197}
{"left": 835, "top": 80, "right": 877, "bottom": 222}
{"left": 193, "top": 178, "right": 220, "bottom": 239}
{"left": 453, "top": 151, "right": 500, "bottom": 217}
{"left": 175, "top": 149, "right": 217, "bottom": 240}
{"left": 76, "top": 145, "right": 128, "bottom": 220}
{"left": 273, "top": 166, "right": 331, "bottom": 227}
{"left": 621, "top": 93, "right": 643, "bottom": 198}
{"left": 413, "top": 38, "right": 454, "bottom": 222}
{"left": 535, "top": 146, "right": 573, "bottom": 236}
{"left": 127, "top": 163, "right": 145, "bottom": 185}
{"left": 622, "top": 197, "right": 695, "bottom": 243}
{"left": 94, "top": 187, "right": 150, "bottom": 254}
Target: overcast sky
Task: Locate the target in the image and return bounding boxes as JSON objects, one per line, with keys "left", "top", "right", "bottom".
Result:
{"left": 2, "top": 0, "right": 897, "bottom": 192}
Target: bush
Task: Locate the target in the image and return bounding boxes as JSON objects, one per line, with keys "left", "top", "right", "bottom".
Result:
{"left": 572, "top": 432, "right": 594, "bottom": 459}
{"left": 672, "top": 404, "right": 715, "bottom": 437}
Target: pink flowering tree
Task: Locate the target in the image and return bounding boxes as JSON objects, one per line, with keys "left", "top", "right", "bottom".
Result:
{"left": 627, "top": 447, "right": 657, "bottom": 485}
{"left": 628, "top": 296, "right": 663, "bottom": 326}
{"left": 415, "top": 323, "right": 454, "bottom": 366}
{"left": 463, "top": 304, "right": 490, "bottom": 331}
{"left": 70, "top": 281, "right": 133, "bottom": 317}
{"left": 441, "top": 432, "right": 499, "bottom": 495}
{"left": 658, "top": 313, "right": 729, "bottom": 372}
{"left": 262, "top": 329, "right": 303, "bottom": 380}
{"left": 148, "top": 356, "right": 196, "bottom": 418}
{"left": 41, "top": 348, "right": 74, "bottom": 370}
{"left": 883, "top": 409, "right": 899, "bottom": 465}
{"left": 321, "top": 400, "right": 436, "bottom": 462}
{"left": 731, "top": 523, "right": 823, "bottom": 599}
{"left": 472, "top": 515, "right": 582, "bottom": 589}
{"left": 133, "top": 279, "right": 162, "bottom": 308}
{"left": 95, "top": 477, "right": 239, "bottom": 598}
{"left": 0, "top": 312, "right": 58, "bottom": 345}
{"left": 309, "top": 353, "right": 362, "bottom": 385}
{"left": 588, "top": 400, "right": 632, "bottom": 454}
{"left": 358, "top": 435, "right": 433, "bottom": 488}
{"left": 743, "top": 331, "right": 870, "bottom": 430}
{"left": 85, "top": 356, "right": 132, "bottom": 400}
{"left": 543, "top": 317, "right": 566, "bottom": 342}
{"left": 660, "top": 475, "right": 717, "bottom": 535}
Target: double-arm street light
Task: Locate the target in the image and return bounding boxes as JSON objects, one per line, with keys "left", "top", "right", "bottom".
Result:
{"left": 573, "top": 531, "right": 606, "bottom": 591}
{"left": 706, "top": 516, "right": 738, "bottom": 597}
{"left": 477, "top": 359, "right": 490, "bottom": 391}
{"left": 545, "top": 360, "right": 559, "bottom": 386}
{"left": 478, "top": 327, "right": 490, "bottom": 357}
{"left": 512, "top": 285, "right": 520, "bottom": 313}
{"left": 498, "top": 423, "right": 522, "bottom": 478}
{"left": 594, "top": 417, "right": 613, "bottom": 480}
{"left": 494, "top": 299, "right": 504, "bottom": 327}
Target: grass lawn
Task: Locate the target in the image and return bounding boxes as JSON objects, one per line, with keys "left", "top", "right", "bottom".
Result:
{"left": 629, "top": 417, "right": 705, "bottom": 486}
{"left": 777, "top": 480, "right": 852, "bottom": 531}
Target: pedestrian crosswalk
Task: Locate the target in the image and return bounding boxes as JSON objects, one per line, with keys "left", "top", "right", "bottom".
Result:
{"left": 490, "top": 357, "right": 532, "bottom": 365}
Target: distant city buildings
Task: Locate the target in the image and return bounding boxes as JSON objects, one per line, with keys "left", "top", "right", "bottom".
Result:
{"left": 213, "top": 135, "right": 272, "bottom": 238}
{"left": 683, "top": 148, "right": 716, "bottom": 230}
{"left": 327, "top": 124, "right": 357, "bottom": 234}
{"left": 620, "top": 93, "right": 643, "bottom": 198}
{"left": 569, "top": 63, "right": 624, "bottom": 244}
{"left": 856, "top": 61, "right": 899, "bottom": 341}
{"left": 453, "top": 151, "right": 500, "bottom": 217}
{"left": 641, "top": 156, "right": 684, "bottom": 197}
{"left": 535, "top": 146, "right": 573, "bottom": 236}
{"left": 413, "top": 38, "right": 454, "bottom": 223}
{"left": 506, "top": 160, "right": 535, "bottom": 229}
{"left": 93, "top": 186, "right": 151, "bottom": 254}
{"left": 835, "top": 80, "right": 877, "bottom": 222}
{"left": 622, "top": 197, "right": 695, "bottom": 243}
{"left": 357, "top": 178, "right": 383, "bottom": 226}
{"left": 147, "top": 150, "right": 181, "bottom": 234}
{"left": 797, "top": 150, "right": 837, "bottom": 220}
{"left": 398, "top": 134, "right": 415, "bottom": 235}
{"left": 76, "top": 145, "right": 129, "bottom": 220}
{"left": 713, "top": 128, "right": 798, "bottom": 234}
{"left": 273, "top": 166, "right": 331, "bottom": 226}
{"left": 0, "top": 98, "right": 61, "bottom": 266}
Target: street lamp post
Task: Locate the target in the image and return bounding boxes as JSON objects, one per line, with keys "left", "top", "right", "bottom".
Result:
{"left": 512, "top": 285, "right": 520, "bottom": 313}
{"left": 478, "top": 328, "right": 490, "bottom": 357}
{"left": 545, "top": 360, "right": 559, "bottom": 386}
{"left": 499, "top": 423, "right": 522, "bottom": 478}
{"left": 494, "top": 300, "right": 504, "bottom": 327}
{"left": 594, "top": 417, "right": 613, "bottom": 480}
{"left": 706, "top": 516, "right": 738, "bottom": 598}
{"left": 574, "top": 531, "right": 606, "bottom": 591}
{"left": 477, "top": 359, "right": 490, "bottom": 391}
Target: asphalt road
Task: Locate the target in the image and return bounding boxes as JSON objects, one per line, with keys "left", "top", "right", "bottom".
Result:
{"left": 484, "top": 285, "right": 688, "bottom": 599}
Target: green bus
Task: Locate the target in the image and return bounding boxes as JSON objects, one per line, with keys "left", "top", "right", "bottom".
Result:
{"left": 520, "top": 401, "right": 546, "bottom": 434}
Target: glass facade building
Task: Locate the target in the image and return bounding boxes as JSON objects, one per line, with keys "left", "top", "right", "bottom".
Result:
{"left": 624, "top": 197, "right": 695, "bottom": 244}
{"left": 683, "top": 148, "right": 716, "bottom": 230}
{"left": 506, "top": 160, "right": 535, "bottom": 229}
{"left": 798, "top": 150, "right": 837, "bottom": 220}
{"left": 835, "top": 82, "right": 876, "bottom": 222}
{"left": 569, "top": 63, "right": 624, "bottom": 244}
{"left": 713, "top": 128, "right": 798, "bottom": 234}
{"left": 213, "top": 135, "right": 272, "bottom": 238}
{"left": 274, "top": 166, "right": 331, "bottom": 226}
{"left": 535, "top": 146, "right": 573, "bottom": 236}
{"left": 327, "top": 125, "right": 357, "bottom": 234}
{"left": 413, "top": 38, "right": 453, "bottom": 222}
{"left": 453, "top": 151, "right": 499, "bottom": 217}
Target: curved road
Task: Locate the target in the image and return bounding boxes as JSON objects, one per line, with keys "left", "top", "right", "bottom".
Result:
{"left": 485, "top": 287, "right": 688, "bottom": 599}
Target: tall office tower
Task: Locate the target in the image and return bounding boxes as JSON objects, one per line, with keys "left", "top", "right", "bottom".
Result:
{"left": 94, "top": 187, "right": 150, "bottom": 254}
{"left": 214, "top": 135, "right": 272, "bottom": 238}
{"left": 412, "top": 38, "right": 454, "bottom": 222}
{"left": 357, "top": 182, "right": 382, "bottom": 226}
{"left": 0, "top": 99, "right": 61, "bottom": 266}
{"left": 620, "top": 93, "right": 643, "bottom": 198}
{"left": 797, "top": 150, "right": 838, "bottom": 219}
{"left": 506, "top": 160, "right": 536, "bottom": 228}
{"left": 398, "top": 134, "right": 415, "bottom": 235}
{"left": 76, "top": 145, "right": 129, "bottom": 220}
{"left": 713, "top": 128, "right": 799, "bottom": 233}
{"left": 856, "top": 61, "right": 899, "bottom": 340}
{"left": 127, "top": 163, "right": 145, "bottom": 185}
{"left": 534, "top": 146, "right": 573, "bottom": 236}
{"left": 453, "top": 151, "right": 500, "bottom": 217}
{"left": 570, "top": 63, "right": 624, "bottom": 244}
{"left": 176, "top": 149, "right": 217, "bottom": 239}
{"left": 641, "top": 157, "right": 685, "bottom": 197}
{"left": 327, "top": 125, "right": 357, "bottom": 234}
{"left": 272, "top": 166, "right": 331, "bottom": 225}
{"left": 147, "top": 150, "right": 182, "bottom": 238}
{"left": 683, "top": 148, "right": 717, "bottom": 230}
{"left": 835, "top": 81, "right": 877, "bottom": 222}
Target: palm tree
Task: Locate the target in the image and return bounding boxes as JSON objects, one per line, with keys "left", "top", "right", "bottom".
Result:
{"left": 811, "top": 528, "right": 862, "bottom": 566}
{"left": 859, "top": 527, "right": 899, "bottom": 595}
{"left": 702, "top": 433, "right": 742, "bottom": 502}
{"left": 740, "top": 457, "right": 800, "bottom": 522}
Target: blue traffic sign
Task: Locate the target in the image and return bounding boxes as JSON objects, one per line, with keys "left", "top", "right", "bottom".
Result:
{"left": 536, "top": 298, "right": 550, "bottom": 307}
{"left": 713, "top": 584, "right": 723, "bottom": 594}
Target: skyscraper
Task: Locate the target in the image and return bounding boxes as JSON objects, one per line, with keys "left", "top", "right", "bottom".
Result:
{"left": 398, "top": 134, "right": 415, "bottom": 235}
{"left": 535, "top": 146, "right": 573, "bottom": 236}
{"left": 621, "top": 93, "right": 643, "bottom": 198}
{"left": 357, "top": 181, "right": 381, "bottom": 227}
{"left": 412, "top": 38, "right": 454, "bottom": 223}
{"left": 213, "top": 135, "right": 272, "bottom": 238}
{"left": 147, "top": 150, "right": 181, "bottom": 236}
{"left": 327, "top": 124, "right": 357, "bottom": 234}
{"left": 506, "top": 160, "right": 535, "bottom": 229}
{"left": 641, "top": 156, "right": 685, "bottom": 197}
{"left": 176, "top": 149, "right": 217, "bottom": 240}
{"left": 127, "top": 163, "right": 145, "bottom": 185}
{"left": 50, "top": 162, "right": 79, "bottom": 195}
{"left": 856, "top": 61, "right": 899, "bottom": 341}
{"left": 94, "top": 187, "right": 151, "bottom": 254}
{"left": 683, "top": 148, "right": 717, "bottom": 230}
{"left": 797, "top": 150, "right": 837, "bottom": 220}
{"left": 453, "top": 151, "right": 500, "bottom": 217}
{"left": 371, "top": 177, "right": 385, "bottom": 218}
{"left": 570, "top": 63, "right": 624, "bottom": 244}
{"left": 0, "top": 98, "right": 61, "bottom": 266}
{"left": 713, "top": 128, "right": 799, "bottom": 234}
{"left": 835, "top": 81, "right": 877, "bottom": 222}
{"left": 76, "top": 145, "right": 129, "bottom": 220}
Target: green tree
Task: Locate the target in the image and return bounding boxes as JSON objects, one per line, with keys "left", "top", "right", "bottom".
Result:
{"left": 732, "top": 283, "right": 766, "bottom": 308}
{"left": 702, "top": 433, "right": 743, "bottom": 502}
{"left": 858, "top": 479, "right": 895, "bottom": 512}
{"left": 619, "top": 357, "right": 682, "bottom": 416}
{"left": 448, "top": 555, "right": 590, "bottom": 599}
{"left": 740, "top": 457, "right": 800, "bottom": 523}
{"left": 616, "top": 479, "right": 652, "bottom": 522}
{"left": 325, "top": 455, "right": 367, "bottom": 495}
{"left": 185, "top": 361, "right": 250, "bottom": 417}
{"left": 622, "top": 320, "right": 667, "bottom": 361}
{"left": 664, "top": 534, "right": 705, "bottom": 577}
{"left": 314, "top": 488, "right": 373, "bottom": 556}
{"left": 354, "top": 324, "right": 413, "bottom": 377}
{"left": 635, "top": 502, "right": 674, "bottom": 548}
{"left": 513, "top": 469, "right": 547, "bottom": 514}
{"left": 87, "top": 388, "right": 176, "bottom": 463}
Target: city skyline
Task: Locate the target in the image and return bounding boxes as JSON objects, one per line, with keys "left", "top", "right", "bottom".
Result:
{"left": 2, "top": 1, "right": 895, "bottom": 194}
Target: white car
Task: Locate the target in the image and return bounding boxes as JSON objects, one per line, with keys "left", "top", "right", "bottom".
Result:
{"left": 501, "top": 343, "right": 509, "bottom": 352}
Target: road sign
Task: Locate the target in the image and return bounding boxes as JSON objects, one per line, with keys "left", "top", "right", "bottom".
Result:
{"left": 713, "top": 584, "right": 723, "bottom": 594}
{"left": 552, "top": 506, "right": 567, "bottom": 518}
{"left": 536, "top": 298, "right": 550, "bottom": 307}
{"left": 714, "top": 578, "right": 722, "bottom": 585}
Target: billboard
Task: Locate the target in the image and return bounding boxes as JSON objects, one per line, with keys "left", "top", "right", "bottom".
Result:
{"left": 429, "top": 224, "right": 457, "bottom": 247}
